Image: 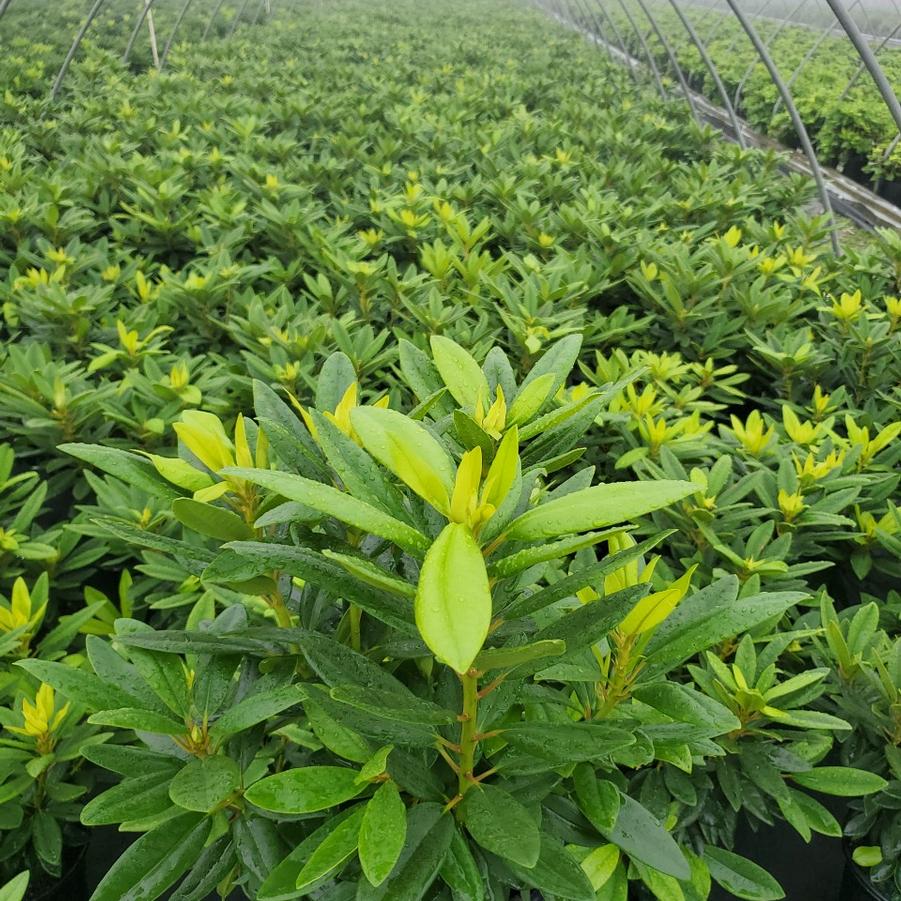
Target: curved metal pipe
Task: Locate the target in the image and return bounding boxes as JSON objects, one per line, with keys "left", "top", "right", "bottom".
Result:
{"left": 838, "top": 22, "right": 901, "bottom": 102}
{"left": 825, "top": 0, "right": 901, "bottom": 139}
{"left": 202, "top": 0, "right": 228, "bottom": 39}
{"left": 633, "top": 0, "right": 699, "bottom": 124}
{"left": 773, "top": 0, "right": 863, "bottom": 118}
{"left": 733, "top": 0, "right": 808, "bottom": 112}
{"left": 612, "top": 0, "right": 666, "bottom": 98}
{"left": 594, "top": 0, "right": 640, "bottom": 82}
{"left": 123, "top": 0, "right": 161, "bottom": 65}
{"left": 666, "top": 0, "right": 746, "bottom": 148}
{"left": 228, "top": 0, "right": 253, "bottom": 37}
{"left": 51, "top": 0, "right": 108, "bottom": 100}
{"left": 0, "top": 0, "right": 14, "bottom": 22}
{"left": 722, "top": 0, "right": 777, "bottom": 58}
{"left": 573, "top": 0, "right": 617, "bottom": 64}
{"left": 723, "top": 0, "right": 840, "bottom": 255}
{"left": 160, "top": 0, "right": 195, "bottom": 69}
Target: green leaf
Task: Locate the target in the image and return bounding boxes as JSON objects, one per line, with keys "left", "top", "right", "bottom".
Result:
{"left": 459, "top": 782, "right": 540, "bottom": 867}
{"left": 299, "top": 631, "right": 412, "bottom": 694}
{"left": 851, "top": 846, "right": 883, "bottom": 867}
{"left": 60, "top": 443, "right": 182, "bottom": 501}
{"left": 520, "top": 334, "right": 582, "bottom": 400}
{"left": 788, "top": 789, "right": 841, "bottom": 837}
{"left": 415, "top": 522, "right": 491, "bottom": 674}
{"left": 81, "top": 744, "right": 180, "bottom": 776}
{"left": 505, "top": 832, "right": 596, "bottom": 901}
{"left": 490, "top": 528, "right": 623, "bottom": 578}
{"left": 791, "top": 766, "right": 888, "bottom": 796}
{"left": 316, "top": 351, "right": 357, "bottom": 412}
{"left": 430, "top": 335, "right": 490, "bottom": 411}
{"left": 89, "top": 812, "right": 209, "bottom": 901}
{"left": 169, "top": 756, "right": 241, "bottom": 812}
{"left": 573, "top": 765, "right": 620, "bottom": 833}
{"left": 703, "top": 847, "right": 785, "bottom": 900}
{"left": 357, "top": 803, "right": 454, "bottom": 901}
{"left": 258, "top": 806, "right": 361, "bottom": 901}
{"left": 580, "top": 844, "right": 620, "bottom": 892}
{"left": 474, "top": 639, "right": 565, "bottom": 672}
{"left": 245, "top": 766, "right": 365, "bottom": 814}
{"left": 172, "top": 498, "right": 255, "bottom": 541}
{"left": 644, "top": 583, "right": 805, "bottom": 677}
{"left": 311, "top": 412, "right": 412, "bottom": 523}
{"left": 632, "top": 682, "right": 741, "bottom": 734}
{"left": 502, "top": 532, "right": 672, "bottom": 619}
{"left": 351, "top": 406, "right": 456, "bottom": 512}
{"left": 296, "top": 803, "right": 366, "bottom": 890}
{"left": 81, "top": 772, "right": 175, "bottom": 826}
{"left": 329, "top": 685, "right": 455, "bottom": 726}
{"left": 322, "top": 551, "right": 416, "bottom": 599}
{"left": 226, "top": 543, "right": 417, "bottom": 633}
{"left": 357, "top": 746, "right": 394, "bottom": 783}
{"left": 506, "top": 480, "right": 695, "bottom": 540}
{"left": 87, "top": 708, "right": 186, "bottom": 735}
{"left": 208, "top": 685, "right": 303, "bottom": 740}
{"left": 439, "top": 827, "right": 485, "bottom": 901}
{"left": 503, "top": 721, "right": 635, "bottom": 763}
{"left": 222, "top": 469, "right": 430, "bottom": 555}
{"left": 360, "top": 782, "right": 407, "bottom": 886}
{"left": 0, "top": 871, "right": 29, "bottom": 901}
{"left": 602, "top": 794, "right": 690, "bottom": 880}
{"left": 508, "top": 372, "right": 555, "bottom": 425}
{"left": 13, "top": 659, "right": 139, "bottom": 712}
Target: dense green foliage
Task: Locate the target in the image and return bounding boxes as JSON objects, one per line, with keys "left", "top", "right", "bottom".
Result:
{"left": 0, "top": 0, "right": 899, "bottom": 898}
{"left": 602, "top": 0, "right": 901, "bottom": 186}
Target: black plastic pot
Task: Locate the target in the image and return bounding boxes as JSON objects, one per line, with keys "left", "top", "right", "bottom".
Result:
{"left": 840, "top": 842, "right": 892, "bottom": 901}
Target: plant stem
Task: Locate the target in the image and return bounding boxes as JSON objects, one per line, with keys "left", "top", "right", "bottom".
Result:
{"left": 349, "top": 604, "right": 362, "bottom": 652}
{"left": 457, "top": 668, "right": 479, "bottom": 795}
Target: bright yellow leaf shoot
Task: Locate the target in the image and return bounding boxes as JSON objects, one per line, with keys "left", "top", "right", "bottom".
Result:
{"left": 7, "top": 683, "right": 70, "bottom": 754}
{"left": 0, "top": 577, "right": 47, "bottom": 654}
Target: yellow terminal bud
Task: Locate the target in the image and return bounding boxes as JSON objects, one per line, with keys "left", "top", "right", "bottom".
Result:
{"left": 778, "top": 489, "right": 806, "bottom": 523}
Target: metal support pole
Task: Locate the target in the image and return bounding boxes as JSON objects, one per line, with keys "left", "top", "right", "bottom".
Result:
{"left": 723, "top": 0, "right": 840, "bottom": 255}
{"left": 123, "top": 0, "right": 160, "bottom": 64}
{"left": 666, "top": 0, "right": 746, "bottom": 148}
{"left": 579, "top": 0, "right": 637, "bottom": 78}
{"left": 838, "top": 22, "right": 901, "bottom": 102}
{"left": 773, "top": 0, "right": 863, "bottom": 118}
{"left": 722, "top": 0, "right": 777, "bottom": 58}
{"left": 228, "top": 0, "right": 253, "bottom": 36}
{"left": 598, "top": 0, "right": 641, "bottom": 81}
{"left": 159, "top": 0, "right": 194, "bottom": 70}
{"left": 825, "top": 0, "right": 901, "bottom": 138}
{"left": 0, "top": 0, "right": 14, "bottom": 22}
{"left": 733, "top": 0, "right": 808, "bottom": 111}
{"left": 612, "top": 0, "right": 666, "bottom": 98}
{"left": 202, "top": 0, "right": 228, "bottom": 39}
{"left": 633, "top": 0, "right": 699, "bottom": 122}
{"left": 51, "top": 0, "right": 108, "bottom": 100}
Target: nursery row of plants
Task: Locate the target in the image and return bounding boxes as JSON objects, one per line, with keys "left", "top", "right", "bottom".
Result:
{"left": 595, "top": 0, "right": 901, "bottom": 194}
{"left": 1, "top": 0, "right": 900, "bottom": 898}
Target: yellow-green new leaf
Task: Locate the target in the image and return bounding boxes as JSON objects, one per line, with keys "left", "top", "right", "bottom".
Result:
{"left": 415, "top": 523, "right": 491, "bottom": 674}
{"left": 430, "top": 335, "right": 490, "bottom": 412}
{"left": 506, "top": 481, "right": 696, "bottom": 541}
{"left": 350, "top": 407, "right": 455, "bottom": 514}
{"left": 480, "top": 426, "right": 519, "bottom": 512}
{"left": 508, "top": 373, "right": 555, "bottom": 426}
